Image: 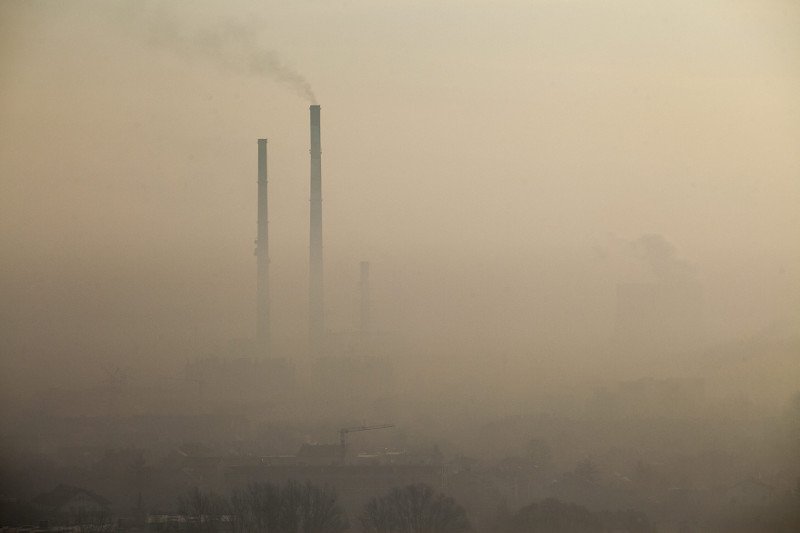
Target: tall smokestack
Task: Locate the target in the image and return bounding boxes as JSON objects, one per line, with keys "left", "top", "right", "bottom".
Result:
{"left": 256, "top": 138, "right": 270, "bottom": 355}
{"left": 359, "top": 261, "right": 371, "bottom": 335}
{"left": 309, "top": 105, "right": 324, "bottom": 353}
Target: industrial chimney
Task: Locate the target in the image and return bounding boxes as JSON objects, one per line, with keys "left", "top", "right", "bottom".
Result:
{"left": 359, "top": 261, "right": 371, "bottom": 335}
{"left": 309, "top": 105, "right": 324, "bottom": 353}
{"left": 256, "top": 138, "right": 270, "bottom": 355}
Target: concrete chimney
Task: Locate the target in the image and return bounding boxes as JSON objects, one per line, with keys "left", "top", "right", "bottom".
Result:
{"left": 256, "top": 138, "right": 270, "bottom": 355}
{"left": 309, "top": 105, "right": 324, "bottom": 353}
{"left": 359, "top": 261, "right": 371, "bottom": 335}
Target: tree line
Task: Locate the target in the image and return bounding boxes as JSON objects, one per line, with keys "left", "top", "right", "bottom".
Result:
{"left": 175, "top": 481, "right": 471, "bottom": 533}
{"left": 174, "top": 481, "right": 664, "bottom": 532}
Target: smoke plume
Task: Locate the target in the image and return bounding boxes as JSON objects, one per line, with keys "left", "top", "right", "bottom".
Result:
{"left": 117, "top": 2, "right": 316, "bottom": 102}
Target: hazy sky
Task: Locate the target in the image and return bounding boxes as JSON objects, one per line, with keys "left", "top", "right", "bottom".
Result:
{"left": 1, "top": 0, "right": 799, "bottom": 391}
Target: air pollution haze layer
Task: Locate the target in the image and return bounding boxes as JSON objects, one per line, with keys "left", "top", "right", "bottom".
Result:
{"left": 1, "top": 1, "right": 799, "bottom": 531}
{"left": 119, "top": 2, "right": 317, "bottom": 103}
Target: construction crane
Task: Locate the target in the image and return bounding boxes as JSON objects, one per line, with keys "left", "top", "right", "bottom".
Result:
{"left": 338, "top": 424, "right": 394, "bottom": 452}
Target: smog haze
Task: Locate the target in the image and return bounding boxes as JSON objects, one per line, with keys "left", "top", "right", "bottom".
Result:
{"left": 1, "top": 1, "right": 799, "bottom": 531}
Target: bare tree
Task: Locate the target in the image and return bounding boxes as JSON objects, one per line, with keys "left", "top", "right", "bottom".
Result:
{"left": 230, "top": 480, "right": 347, "bottom": 533}
{"left": 178, "top": 487, "right": 228, "bottom": 533}
{"left": 291, "top": 480, "right": 348, "bottom": 532}
{"left": 68, "top": 507, "right": 113, "bottom": 532}
{"left": 361, "top": 483, "right": 471, "bottom": 533}
{"left": 231, "top": 481, "right": 281, "bottom": 532}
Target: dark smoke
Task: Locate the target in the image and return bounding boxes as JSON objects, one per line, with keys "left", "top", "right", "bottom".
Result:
{"left": 116, "top": 2, "right": 316, "bottom": 102}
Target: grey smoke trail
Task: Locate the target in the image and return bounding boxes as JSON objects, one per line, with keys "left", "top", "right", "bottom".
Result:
{"left": 248, "top": 50, "right": 316, "bottom": 104}
{"left": 116, "top": 2, "right": 316, "bottom": 102}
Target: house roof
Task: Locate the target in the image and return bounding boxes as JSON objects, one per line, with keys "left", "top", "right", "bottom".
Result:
{"left": 33, "top": 484, "right": 110, "bottom": 509}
